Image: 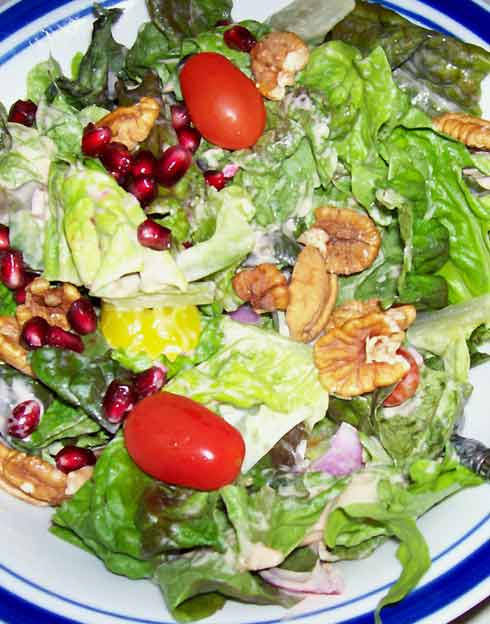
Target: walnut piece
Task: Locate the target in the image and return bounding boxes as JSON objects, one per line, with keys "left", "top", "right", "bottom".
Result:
{"left": 232, "top": 264, "right": 289, "bottom": 312}
{"left": 0, "top": 316, "right": 32, "bottom": 376}
{"left": 251, "top": 32, "right": 309, "bottom": 100}
{"left": 311, "top": 206, "right": 381, "bottom": 275}
{"left": 16, "top": 277, "right": 80, "bottom": 331}
{"left": 0, "top": 440, "right": 67, "bottom": 505}
{"left": 433, "top": 112, "right": 490, "bottom": 149}
{"left": 314, "top": 304, "right": 416, "bottom": 397}
{"left": 286, "top": 246, "right": 338, "bottom": 343}
{"left": 96, "top": 97, "right": 160, "bottom": 151}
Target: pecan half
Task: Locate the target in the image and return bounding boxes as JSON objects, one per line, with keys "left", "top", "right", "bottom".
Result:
{"left": 16, "top": 277, "right": 80, "bottom": 331}
{"left": 232, "top": 264, "right": 289, "bottom": 312}
{"left": 0, "top": 316, "right": 32, "bottom": 376}
{"left": 0, "top": 441, "right": 94, "bottom": 506}
{"left": 96, "top": 97, "right": 160, "bottom": 151}
{"left": 251, "top": 32, "right": 309, "bottom": 100}
{"left": 310, "top": 206, "right": 381, "bottom": 275}
{"left": 314, "top": 304, "right": 416, "bottom": 397}
{"left": 433, "top": 112, "right": 490, "bottom": 149}
{"left": 0, "top": 440, "right": 67, "bottom": 505}
{"left": 286, "top": 246, "right": 338, "bottom": 343}
{"left": 326, "top": 300, "right": 416, "bottom": 333}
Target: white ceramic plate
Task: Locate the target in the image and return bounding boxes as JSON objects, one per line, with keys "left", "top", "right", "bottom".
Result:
{"left": 0, "top": 1, "right": 489, "bottom": 623}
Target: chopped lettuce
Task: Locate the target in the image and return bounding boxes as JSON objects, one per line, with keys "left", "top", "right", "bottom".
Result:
{"left": 44, "top": 161, "right": 188, "bottom": 300}
{"left": 26, "top": 57, "right": 62, "bottom": 103}
{"left": 166, "top": 317, "right": 329, "bottom": 471}
{"left": 175, "top": 185, "right": 256, "bottom": 281}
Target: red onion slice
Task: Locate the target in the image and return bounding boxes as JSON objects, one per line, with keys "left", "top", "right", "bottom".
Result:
{"left": 228, "top": 304, "right": 261, "bottom": 325}
{"left": 259, "top": 561, "right": 344, "bottom": 596}
{"left": 310, "top": 422, "right": 363, "bottom": 477}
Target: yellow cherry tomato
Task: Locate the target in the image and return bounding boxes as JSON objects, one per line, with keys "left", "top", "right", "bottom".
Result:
{"left": 100, "top": 304, "right": 201, "bottom": 361}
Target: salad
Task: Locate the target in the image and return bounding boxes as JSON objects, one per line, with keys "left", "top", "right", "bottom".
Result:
{"left": 0, "top": 0, "right": 490, "bottom": 622}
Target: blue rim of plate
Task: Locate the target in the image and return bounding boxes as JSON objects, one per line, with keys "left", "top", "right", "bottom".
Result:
{"left": 0, "top": 1, "right": 489, "bottom": 623}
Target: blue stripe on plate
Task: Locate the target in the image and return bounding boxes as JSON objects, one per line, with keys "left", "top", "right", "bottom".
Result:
{"left": 0, "top": 532, "right": 489, "bottom": 624}
{"left": 0, "top": 0, "right": 488, "bottom": 623}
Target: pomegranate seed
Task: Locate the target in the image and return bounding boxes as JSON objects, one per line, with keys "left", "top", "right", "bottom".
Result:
{"left": 224, "top": 25, "right": 257, "bottom": 52}
{"left": 204, "top": 170, "right": 226, "bottom": 190}
{"left": 0, "top": 250, "right": 25, "bottom": 289}
{"left": 130, "top": 150, "right": 157, "bottom": 178}
{"left": 103, "top": 380, "right": 136, "bottom": 424}
{"left": 21, "top": 316, "right": 49, "bottom": 349}
{"left": 137, "top": 219, "right": 172, "bottom": 250}
{"left": 0, "top": 225, "right": 9, "bottom": 250}
{"left": 127, "top": 175, "right": 158, "bottom": 207}
{"left": 67, "top": 298, "right": 97, "bottom": 335}
{"left": 182, "top": 241, "right": 193, "bottom": 249}
{"left": 155, "top": 145, "right": 192, "bottom": 187}
{"left": 55, "top": 445, "right": 96, "bottom": 473}
{"left": 81, "top": 124, "right": 112, "bottom": 157}
{"left": 177, "top": 127, "right": 201, "bottom": 154}
{"left": 46, "top": 326, "right": 84, "bottom": 353}
{"left": 8, "top": 99, "right": 37, "bottom": 127}
{"left": 216, "top": 19, "right": 232, "bottom": 26}
{"left": 8, "top": 400, "right": 41, "bottom": 438}
{"left": 99, "top": 142, "right": 133, "bottom": 178}
{"left": 134, "top": 366, "right": 166, "bottom": 399}
{"left": 171, "top": 104, "right": 191, "bottom": 131}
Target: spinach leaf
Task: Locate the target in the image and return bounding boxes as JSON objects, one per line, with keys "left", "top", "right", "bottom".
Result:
{"left": 31, "top": 347, "right": 127, "bottom": 433}
{"left": 146, "top": 0, "right": 232, "bottom": 43}
{"left": 52, "top": 6, "right": 127, "bottom": 109}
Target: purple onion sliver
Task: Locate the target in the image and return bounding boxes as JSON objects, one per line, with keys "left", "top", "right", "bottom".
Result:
{"left": 310, "top": 422, "right": 363, "bottom": 477}
{"left": 229, "top": 305, "right": 261, "bottom": 325}
{"left": 259, "top": 561, "right": 344, "bottom": 596}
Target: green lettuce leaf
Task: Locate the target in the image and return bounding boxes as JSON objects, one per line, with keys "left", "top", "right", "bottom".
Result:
{"left": 221, "top": 472, "right": 347, "bottom": 569}
{"left": 376, "top": 366, "right": 470, "bottom": 468}
{"left": 36, "top": 94, "right": 107, "bottom": 159}
{"left": 166, "top": 317, "right": 329, "bottom": 471}
{"left": 408, "top": 295, "right": 490, "bottom": 382}
{"left": 329, "top": 1, "right": 490, "bottom": 116}
{"left": 154, "top": 539, "right": 295, "bottom": 623}
{"left": 44, "top": 161, "right": 188, "bottom": 300}
{"left": 146, "top": 0, "right": 232, "bottom": 43}
{"left": 51, "top": 6, "right": 127, "bottom": 109}
{"left": 52, "top": 435, "right": 155, "bottom": 579}
{"left": 175, "top": 185, "right": 256, "bottom": 281}
{"left": 26, "top": 57, "right": 62, "bottom": 103}
{"left": 30, "top": 346, "right": 127, "bottom": 433}
{"left": 0, "top": 283, "right": 16, "bottom": 316}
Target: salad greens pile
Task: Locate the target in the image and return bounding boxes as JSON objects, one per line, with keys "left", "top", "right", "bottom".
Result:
{"left": 1, "top": 0, "right": 490, "bottom": 622}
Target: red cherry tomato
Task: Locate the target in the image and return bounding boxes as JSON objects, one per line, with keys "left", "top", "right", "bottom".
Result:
{"left": 179, "top": 52, "right": 266, "bottom": 150}
{"left": 124, "top": 392, "right": 245, "bottom": 490}
{"left": 383, "top": 347, "right": 420, "bottom": 407}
